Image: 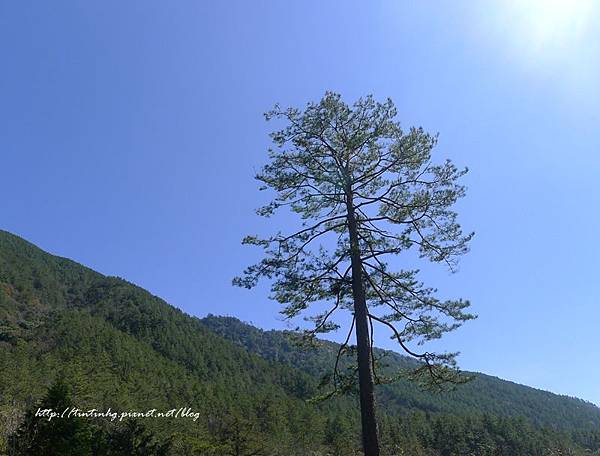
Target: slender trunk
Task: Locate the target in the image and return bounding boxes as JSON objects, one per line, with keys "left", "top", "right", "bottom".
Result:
{"left": 346, "top": 195, "right": 380, "bottom": 456}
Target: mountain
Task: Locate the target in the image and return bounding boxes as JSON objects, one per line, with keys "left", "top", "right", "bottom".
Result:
{"left": 0, "top": 230, "right": 329, "bottom": 455}
{"left": 0, "top": 229, "right": 599, "bottom": 455}
{"left": 201, "top": 315, "right": 600, "bottom": 430}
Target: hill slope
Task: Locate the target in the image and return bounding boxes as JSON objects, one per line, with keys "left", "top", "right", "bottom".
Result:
{"left": 0, "top": 230, "right": 335, "bottom": 455}
{"left": 1, "top": 229, "right": 599, "bottom": 455}
{"left": 201, "top": 315, "right": 600, "bottom": 430}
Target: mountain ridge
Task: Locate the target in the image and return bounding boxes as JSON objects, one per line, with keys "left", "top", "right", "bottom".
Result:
{"left": 1, "top": 229, "right": 600, "bottom": 455}
{"left": 2, "top": 229, "right": 592, "bottom": 410}
{"left": 202, "top": 312, "right": 596, "bottom": 406}
{"left": 200, "top": 314, "right": 600, "bottom": 429}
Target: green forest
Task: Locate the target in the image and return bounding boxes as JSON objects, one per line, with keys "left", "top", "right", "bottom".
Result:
{"left": 4, "top": 0, "right": 600, "bottom": 453}
{"left": 1, "top": 229, "right": 600, "bottom": 455}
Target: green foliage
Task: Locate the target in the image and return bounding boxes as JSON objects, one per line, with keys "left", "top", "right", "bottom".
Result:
{"left": 1, "top": 229, "right": 600, "bottom": 455}
{"left": 10, "top": 378, "right": 94, "bottom": 456}
{"left": 235, "top": 93, "right": 475, "bottom": 393}
{"left": 98, "top": 420, "right": 171, "bottom": 456}
{"left": 10, "top": 379, "right": 171, "bottom": 456}
{"left": 0, "top": 230, "right": 342, "bottom": 455}
{"left": 203, "top": 315, "right": 600, "bottom": 432}
{"left": 379, "top": 412, "right": 600, "bottom": 456}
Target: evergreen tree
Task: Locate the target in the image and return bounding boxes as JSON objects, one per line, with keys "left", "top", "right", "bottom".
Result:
{"left": 100, "top": 420, "right": 171, "bottom": 456}
{"left": 9, "top": 378, "right": 93, "bottom": 456}
{"left": 235, "top": 93, "right": 474, "bottom": 455}
{"left": 207, "top": 412, "right": 264, "bottom": 456}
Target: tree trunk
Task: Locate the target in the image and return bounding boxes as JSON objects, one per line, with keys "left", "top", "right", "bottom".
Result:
{"left": 346, "top": 197, "right": 380, "bottom": 456}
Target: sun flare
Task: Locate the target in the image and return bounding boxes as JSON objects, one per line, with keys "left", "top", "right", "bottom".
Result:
{"left": 502, "top": 0, "right": 594, "bottom": 55}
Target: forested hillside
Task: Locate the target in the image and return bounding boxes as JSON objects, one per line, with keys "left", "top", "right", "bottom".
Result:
{"left": 202, "top": 315, "right": 600, "bottom": 430}
{"left": 1, "top": 229, "right": 599, "bottom": 455}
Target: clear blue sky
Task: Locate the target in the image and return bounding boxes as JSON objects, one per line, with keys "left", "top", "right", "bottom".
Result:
{"left": 2, "top": 1, "right": 600, "bottom": 404}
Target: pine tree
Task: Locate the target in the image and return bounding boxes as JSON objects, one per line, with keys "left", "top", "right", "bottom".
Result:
{"left": 235, "top": 92, "right": 474, "bottom": 455}
{"left": 9, "top": 378, "right": 93, "bottom": 456}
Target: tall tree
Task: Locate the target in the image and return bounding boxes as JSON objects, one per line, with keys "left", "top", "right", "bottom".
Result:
{"left": 234, "top": 92, "right": 474, "bottom": 456}
{"left": 9, "top": 378, "right": 94, "bottom": 456}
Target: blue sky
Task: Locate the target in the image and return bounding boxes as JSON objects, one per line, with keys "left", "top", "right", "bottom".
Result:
{"left": 2, "top": 1, "right": 600, "bottom": 404}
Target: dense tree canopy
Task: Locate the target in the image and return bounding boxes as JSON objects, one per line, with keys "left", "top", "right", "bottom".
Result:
{"left": 2, "top": 231, "right": 600, "bottom": 455}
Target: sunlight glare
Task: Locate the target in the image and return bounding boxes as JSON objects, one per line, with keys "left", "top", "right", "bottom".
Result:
{"left": 502, "top": 0, "right": 594, "bottom": 56}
